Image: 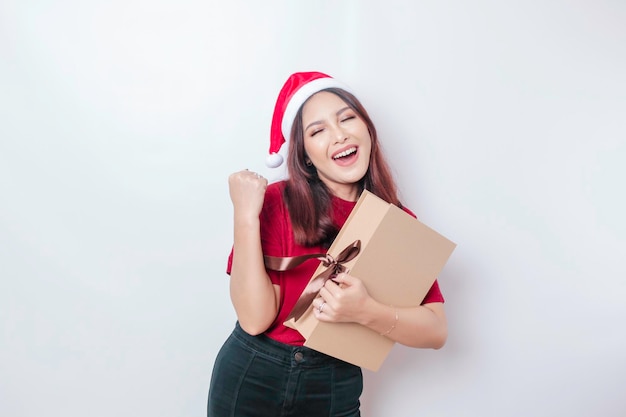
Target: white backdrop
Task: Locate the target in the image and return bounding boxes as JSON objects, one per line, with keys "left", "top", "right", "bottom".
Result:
{"left": 1, "top": 1, "right": 625, "bottom": 416}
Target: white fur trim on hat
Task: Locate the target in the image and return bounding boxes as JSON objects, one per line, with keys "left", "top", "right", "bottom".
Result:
{"left": 280, "top": 77, "right": 354, "bottom": 146}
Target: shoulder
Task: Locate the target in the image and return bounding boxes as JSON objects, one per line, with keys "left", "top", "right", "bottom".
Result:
{"left": 264, "top": 180, "right": 287, "bottom": 205}
{"left": 266, "top": 180, "right": 286, "bottom": 196}
{"left": 261, "top": 180, "right": 288, "bottom": 218}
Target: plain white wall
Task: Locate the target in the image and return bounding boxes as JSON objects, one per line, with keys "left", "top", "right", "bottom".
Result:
{"left": 1, "top": 1, "right": 625, "bottom": 416}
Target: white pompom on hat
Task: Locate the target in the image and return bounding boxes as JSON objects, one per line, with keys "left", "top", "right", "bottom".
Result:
{"left": 266, "top": 71, "right": 354, "bottom": 168}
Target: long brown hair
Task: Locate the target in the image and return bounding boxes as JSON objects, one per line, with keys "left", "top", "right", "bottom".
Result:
{"left": 284, "top": 88, "right": 401, "bottom": 247}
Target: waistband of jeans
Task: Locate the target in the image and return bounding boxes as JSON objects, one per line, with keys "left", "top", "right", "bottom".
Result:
{"left": 231, "top": 321, "right": 357, "bottom": 368}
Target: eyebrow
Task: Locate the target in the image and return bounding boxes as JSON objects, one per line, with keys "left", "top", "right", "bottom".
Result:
{"left": 304, "top": 106, "right": 351, "bottom": 132}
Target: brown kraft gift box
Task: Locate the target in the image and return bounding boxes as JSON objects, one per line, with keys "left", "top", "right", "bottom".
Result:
{"left": 283, "top": 190, "right": 457, "bottom": 371}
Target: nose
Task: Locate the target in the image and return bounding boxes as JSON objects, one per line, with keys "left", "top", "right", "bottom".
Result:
{"left": 331, "top": 124, "right": 348, "bottom": 143}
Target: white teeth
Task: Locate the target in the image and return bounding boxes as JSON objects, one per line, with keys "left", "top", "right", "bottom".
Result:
{"left": 333, "top": 147, "right": 357, "bottom": 159}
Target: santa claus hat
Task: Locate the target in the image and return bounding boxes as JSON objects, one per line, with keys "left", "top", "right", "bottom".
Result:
{"left": 266, "top": 71, "right": 354, "bottom": 168}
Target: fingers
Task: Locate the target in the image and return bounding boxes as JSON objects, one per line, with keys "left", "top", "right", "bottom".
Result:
{"left": 330, "top": 272, "right": 352, "bottom": 286}
{"left": 322, "top": 273, "right": 350, "bottom": 296}
{"left": 228, "top": 169, "right": 268, "bottom": 217}
{"left": 316, "top": 278, "right": 344, "bottom": 313}
{"left": 318, "top": 284, "right": 334, "bottom": 300}
{"left": 228, "top": 169, "right": 268, "bottom": 195}
{"left": 230, "top": 169, "right": 266, "bottom": 179}
{"left": 315, "top": 273, "right": 368, "bottom": 322}
{"left": 314, "top": 298, "right": 327, "bottom": 314}
{"left": 244, "top": 169, "right": 266, "bottom": 181}
{"left": 313, "top": 297, "right": 329, "bottom": 319}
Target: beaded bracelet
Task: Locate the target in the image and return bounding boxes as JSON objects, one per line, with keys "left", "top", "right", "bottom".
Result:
{"left": 380, "top": 307, "right": 399, "bottom": 336}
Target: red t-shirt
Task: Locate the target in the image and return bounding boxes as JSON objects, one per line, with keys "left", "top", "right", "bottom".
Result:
{"left": 227, "top": 181, "right": 444, "bottom": 345}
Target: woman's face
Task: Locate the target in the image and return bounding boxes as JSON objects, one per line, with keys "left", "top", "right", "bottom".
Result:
{"left": 301, "top": 91, "right": 372, "bottom": 201}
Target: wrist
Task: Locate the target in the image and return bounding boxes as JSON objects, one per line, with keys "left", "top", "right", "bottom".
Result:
{"left": 380, "top": 307, "right": 399, "bottom": 337}
{"left": 233, "top": 212, "right": 260, "bottom": 228}
{"left": 360, "top": 300, "right": 399, "bottom": 337}
{"left": 359, "top": 297, "right": 383, "bottom": 327}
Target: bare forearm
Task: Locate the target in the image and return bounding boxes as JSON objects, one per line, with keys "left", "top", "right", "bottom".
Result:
{"left": 315, "top": 273, "right": 448, "bottom": 349}
{"left": 360, "top": 300, "right": 447, "bottom": 349}
{"left": 229, "top": 215, "right": 278, "bottom": 335}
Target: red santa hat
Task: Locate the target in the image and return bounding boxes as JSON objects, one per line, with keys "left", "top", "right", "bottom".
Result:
{"left": 266, "top": 71, "right": 354, "bottom": 168}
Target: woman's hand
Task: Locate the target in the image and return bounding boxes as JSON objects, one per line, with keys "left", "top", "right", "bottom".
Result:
{"left": 228, "top": 169, "right": 277, "bottom": 336}
{"left": 313, "top": 272, "right": 371, "bottom": 324}
{"left": 312, "top": 272, "right": 448, "bottom": 349}
{"left": 228, "top": 169, "right": 268, "bottom": 221}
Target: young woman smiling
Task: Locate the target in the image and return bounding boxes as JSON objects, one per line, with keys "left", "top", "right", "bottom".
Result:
{"left": 208, "top": 72, "right": 447, "bottom": 417}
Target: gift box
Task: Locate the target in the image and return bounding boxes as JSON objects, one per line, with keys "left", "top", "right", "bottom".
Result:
{"left": 283, "top": 190, "right": 456, "bottom": 371}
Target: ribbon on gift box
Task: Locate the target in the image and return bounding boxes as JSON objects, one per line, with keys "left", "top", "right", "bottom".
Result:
{"left": 264, "top": 240, "right": 361, "bottom": 321}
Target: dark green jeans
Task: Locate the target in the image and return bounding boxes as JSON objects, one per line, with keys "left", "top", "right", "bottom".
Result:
{"left": 208, "top": 322, "right": 363, "bottom": 417}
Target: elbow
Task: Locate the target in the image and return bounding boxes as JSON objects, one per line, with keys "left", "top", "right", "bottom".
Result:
{"left": 237, "top": 313, "right": 275, "bottom": 336}
{"left": 238, "top": 320, "right": 270, "bottom": 336}
{"left": 232, "top": 302, "right": 277, "bottom": 336}
{"left": 431, "top": 333, "right": 447, "bottom": 350}
{"left": 430, "top": 327, "right": 448, "bottom": 350}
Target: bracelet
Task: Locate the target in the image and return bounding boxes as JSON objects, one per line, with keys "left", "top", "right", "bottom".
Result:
{"left": 380, "top": 307, "right": 399, "bottom": 336}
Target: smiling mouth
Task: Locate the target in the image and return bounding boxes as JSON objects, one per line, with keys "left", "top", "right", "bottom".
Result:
{"left": 332, "top": 147, "right": 357, "bottom": 160}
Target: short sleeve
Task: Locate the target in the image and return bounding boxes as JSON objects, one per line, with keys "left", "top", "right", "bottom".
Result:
{"left": 422, "top": 279, "right": 444, "bottom": 304}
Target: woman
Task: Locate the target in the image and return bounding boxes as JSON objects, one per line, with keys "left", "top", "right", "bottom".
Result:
{"left": 208, "top": 72, "right": 447, "bottom": 416}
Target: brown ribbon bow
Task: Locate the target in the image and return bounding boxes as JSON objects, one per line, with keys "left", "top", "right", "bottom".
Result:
{"left": 264, "top": 240, "right": 361, "bottom": 322}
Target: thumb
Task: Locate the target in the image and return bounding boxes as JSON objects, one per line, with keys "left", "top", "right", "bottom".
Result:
{"left": 332, "top": 271, "right": 355, "bottom": 286}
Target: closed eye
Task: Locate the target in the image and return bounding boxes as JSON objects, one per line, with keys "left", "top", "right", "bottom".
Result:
{"left": 341, "top": 116, "right": 356, "bottom": 123}
{"left": 310, "top": 128, "right": 324, "bottom": 137}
